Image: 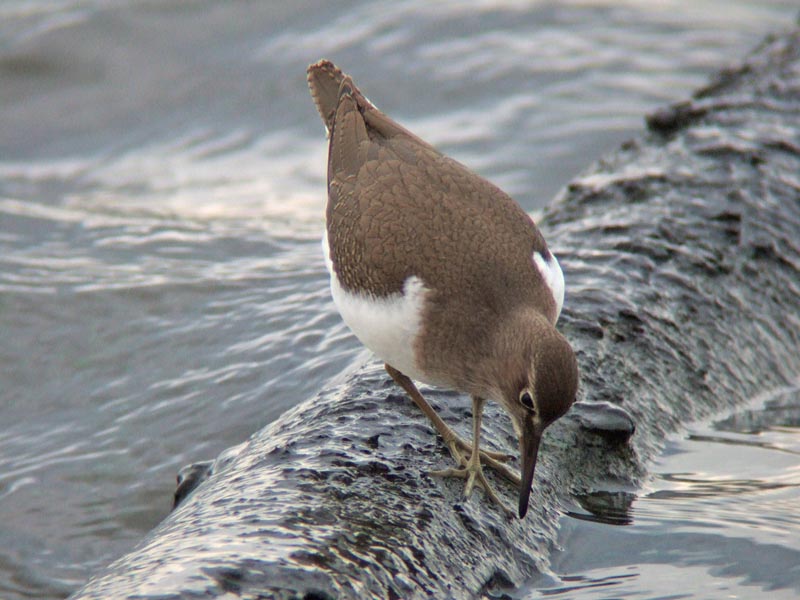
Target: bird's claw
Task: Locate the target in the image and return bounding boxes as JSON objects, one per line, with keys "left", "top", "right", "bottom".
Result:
{"left": 430, "top": 461, "right": 514, "bottom": 516}
{"left": 442, "top": 438, "right": 521, "bottom": 488}
{"left": 453, "top": 437, "right": 513, "bottom": 462}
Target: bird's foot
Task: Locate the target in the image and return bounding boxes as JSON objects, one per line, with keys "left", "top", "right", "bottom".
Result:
{"left": 452, "top": 435, "right": 513, "bottom": 462}
{"left": 440, "top": 433, "right": 521, "bottom": 487}
{"left": 431, "top": 457, "right": 514, "bottom": 516}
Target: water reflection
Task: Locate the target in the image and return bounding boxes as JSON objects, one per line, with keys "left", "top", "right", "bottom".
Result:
{"left": 538, "top": 572, "right": 639, "bottom": 598}
{"left": 566, "top": 490, "right": 636, "bottom": 526}
{"left": 535, "top": 386, "right": 800, "bottom": 598}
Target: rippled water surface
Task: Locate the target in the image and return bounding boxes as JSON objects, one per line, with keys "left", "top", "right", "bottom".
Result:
{"left": 1, "top": 1, "right": 798, "bottom": 598}
{"left": 532, "top": 387, "right": 800, "bottom": 599}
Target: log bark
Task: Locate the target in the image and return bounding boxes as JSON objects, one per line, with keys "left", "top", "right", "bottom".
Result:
{"left": 72, "top": 27, "right": 800, "bottom": 600}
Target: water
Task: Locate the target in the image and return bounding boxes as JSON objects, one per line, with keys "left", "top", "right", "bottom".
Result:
{"left": 1, "top": 1, "right": 798, "bottom": 598}
{"left": 533, "top": 386, "right": 800, "bottom": 599}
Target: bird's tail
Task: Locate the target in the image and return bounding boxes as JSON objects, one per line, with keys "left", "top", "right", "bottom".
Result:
{"left": 306, "top": 60, "right": 434, "bottom": 151}
{"left": 307, "top": 59, "right": 346, "bottom": 132}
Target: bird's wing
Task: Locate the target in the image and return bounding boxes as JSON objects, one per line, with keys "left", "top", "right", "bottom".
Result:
{"left": 308, "top": 61, "right": 555, "bottom": 319}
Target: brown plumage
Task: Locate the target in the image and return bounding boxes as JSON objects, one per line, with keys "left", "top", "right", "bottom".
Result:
{"left": 308, "top": 60, "right": 578, "bottom": 518}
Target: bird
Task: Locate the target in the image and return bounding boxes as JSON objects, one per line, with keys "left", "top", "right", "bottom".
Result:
{"left": 307, "top": 60, "right": 578, "bottom": 518}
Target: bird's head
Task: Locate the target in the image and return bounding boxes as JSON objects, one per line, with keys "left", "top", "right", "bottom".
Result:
{"left": 493, "top": 321, "right": 578, "bottom": 518}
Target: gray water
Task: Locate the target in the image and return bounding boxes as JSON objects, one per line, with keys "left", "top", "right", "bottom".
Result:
{"left": 532, "top": 387, "right": 800, "bottom": 599}
{"left": 1, "top": 1, "right": 799, "bottom": 598}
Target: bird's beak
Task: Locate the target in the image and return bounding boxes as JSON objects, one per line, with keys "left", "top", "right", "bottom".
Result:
{"left": 518, "top": 420, "right": 543, "bottom": 518}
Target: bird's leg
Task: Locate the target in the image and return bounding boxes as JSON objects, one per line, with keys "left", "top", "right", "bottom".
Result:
{"left": 449, "top": 432, "right": 512, "bottom": 462}
{"left": 385, "top": 364, "right": 510, "bottom": 465}
{"left": 384, "top": 364, "right": 520, "bottom": 487}
{"left": 431, "top": 396, "right": 513, "bottom": 515}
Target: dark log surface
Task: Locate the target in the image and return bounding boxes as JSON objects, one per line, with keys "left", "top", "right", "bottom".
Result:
{"left": 72, "top": 26, "right": 800, "bottom": 600}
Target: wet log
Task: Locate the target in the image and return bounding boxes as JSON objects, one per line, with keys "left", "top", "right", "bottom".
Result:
{"left": 72, "top": 26, "right": 800, "bottom": 600}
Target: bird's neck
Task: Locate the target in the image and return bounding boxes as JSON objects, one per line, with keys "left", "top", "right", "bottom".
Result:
{"left": 466, "top": 307, "right": 554, "bottom": 403}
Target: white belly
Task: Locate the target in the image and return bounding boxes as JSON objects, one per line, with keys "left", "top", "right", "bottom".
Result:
{"left": 322, "top": 232, "right": 429, "bottom": 382}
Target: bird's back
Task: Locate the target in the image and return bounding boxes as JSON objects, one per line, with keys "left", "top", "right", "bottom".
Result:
{"left": 308, "top": 60, "right": 557, "bottom": 322}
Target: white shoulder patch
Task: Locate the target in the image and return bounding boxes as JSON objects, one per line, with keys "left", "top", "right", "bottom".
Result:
{"left": 533, "top": 251, "right": 565, "bottom": 322}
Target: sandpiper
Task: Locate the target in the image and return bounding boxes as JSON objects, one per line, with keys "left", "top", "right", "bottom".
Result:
{"left": 307, "top": 60, "right": 578, "bottom": 518}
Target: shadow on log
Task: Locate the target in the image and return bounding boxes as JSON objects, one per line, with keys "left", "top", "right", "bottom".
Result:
{"left": 72, "top": 27, "right": 800, "bottom": 600}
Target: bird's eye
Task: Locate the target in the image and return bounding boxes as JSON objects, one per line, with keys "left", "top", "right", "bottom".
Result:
{"left": 519, "top": 391, "right": 534, "bottom": 411}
